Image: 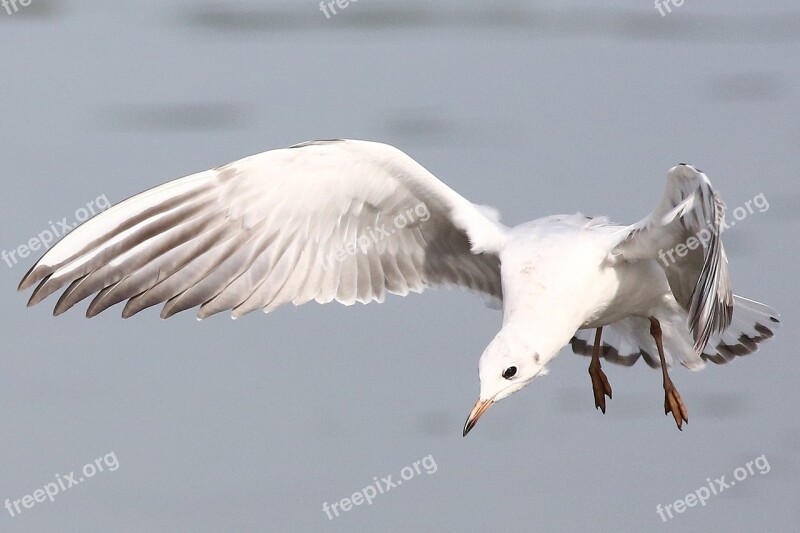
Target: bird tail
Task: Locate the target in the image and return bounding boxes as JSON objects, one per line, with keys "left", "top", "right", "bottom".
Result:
{"left": 700, "top": 296, "right": 780, "bottom": 365}
{"left": 569, "top": 295, "right": 779, "bottom": 370}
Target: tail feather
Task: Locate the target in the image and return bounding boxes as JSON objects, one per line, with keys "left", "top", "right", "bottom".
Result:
{"left": 569, "top": 295, "right": 779, "bottom": 370}
{"left": 701, "top": 296, "right": 779, "bottom": 364}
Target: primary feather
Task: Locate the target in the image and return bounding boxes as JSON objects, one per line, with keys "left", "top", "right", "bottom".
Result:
{"left": 611, "top": 164, "right": 733, "bottom": 353}
{"left": 19, "top": 140, "right": 508, "bottom": 319}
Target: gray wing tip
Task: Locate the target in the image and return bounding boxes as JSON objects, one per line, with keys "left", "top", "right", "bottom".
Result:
{"left": 678, "top": 162, "right": 704, "bottom": 173}
{"left": 19, "top": 263, "right": 48, "bottom": 292}
{"left": 27, "top": 274, "right": 56, "bottom": 308}
{"left": 288, "top": 139, "right": 345, "bottom": 149}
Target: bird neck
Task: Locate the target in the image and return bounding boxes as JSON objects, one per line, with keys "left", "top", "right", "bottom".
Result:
{"left": 499, "top": 314, "right": 584, "bottom": 366}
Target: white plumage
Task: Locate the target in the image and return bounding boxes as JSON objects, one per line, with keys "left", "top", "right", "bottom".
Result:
{"left": 18, "top": 139, "right": 779, "bottom": 434}
{"left": 20, "top": 140, "right": 505, "bottom": 319}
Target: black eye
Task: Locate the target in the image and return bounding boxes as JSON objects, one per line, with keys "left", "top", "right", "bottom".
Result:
{"left": 502, "top": 366, "right": 517, "bottom": 379}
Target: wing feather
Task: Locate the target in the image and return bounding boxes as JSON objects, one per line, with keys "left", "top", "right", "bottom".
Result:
{"left": 20, "top": 139, "right": 507, "bottom": 319}
{"left": 611, "top": 164, "right": 733, "bottom": 353}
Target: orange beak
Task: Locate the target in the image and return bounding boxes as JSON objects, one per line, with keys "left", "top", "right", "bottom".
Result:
{"left": 462, "top": 398, "right": 494, "bottom": 436}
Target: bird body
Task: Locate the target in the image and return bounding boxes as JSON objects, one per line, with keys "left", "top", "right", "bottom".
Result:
{"left": 499, "top": 215, "right": 669, "bottom": 361}
{"left": 17, "top": 139, "right": 779, "bottom": 434}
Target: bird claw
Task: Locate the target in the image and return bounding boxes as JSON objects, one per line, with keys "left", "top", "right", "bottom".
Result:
{"left": 663, "top": 380, "right": 688, "bottom": 430}
{"left": 589, "top": 363, "right": 613, "bottom": 414}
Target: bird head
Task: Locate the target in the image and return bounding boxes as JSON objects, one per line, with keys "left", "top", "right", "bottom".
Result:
{"left": 463, "top": 330, "right": 549, "bottom": 436}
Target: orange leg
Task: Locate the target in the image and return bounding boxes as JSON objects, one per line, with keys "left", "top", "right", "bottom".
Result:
{"left": 649, "top": 317, "right": 689, "bottom": 430}
{"left": 588, "top": 327, "right": 612, "bottom": 413}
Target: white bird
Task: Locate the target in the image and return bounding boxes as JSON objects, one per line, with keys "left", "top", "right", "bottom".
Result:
{"left": 18, "top": 139, "right": 779, "bottom": 435}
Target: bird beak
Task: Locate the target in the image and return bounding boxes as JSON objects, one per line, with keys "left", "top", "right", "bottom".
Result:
{"left": 463, "top": 398, "right": 494, "bottom": 436}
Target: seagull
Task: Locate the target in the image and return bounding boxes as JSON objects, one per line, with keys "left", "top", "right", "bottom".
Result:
{"left": 18, "top": 139, "right": 779, "bottom": 435}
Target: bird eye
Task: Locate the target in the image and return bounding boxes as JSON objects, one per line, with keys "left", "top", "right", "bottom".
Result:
{"left": 502, "top": 366, "right": 517, "bottom": 379}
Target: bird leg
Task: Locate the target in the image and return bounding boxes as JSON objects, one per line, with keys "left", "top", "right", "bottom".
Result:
{"left": 588, "top": 327, "right": 612, "bottom": 413}
{"left": 649, "top": 317, "right": 689, "bottom": 430}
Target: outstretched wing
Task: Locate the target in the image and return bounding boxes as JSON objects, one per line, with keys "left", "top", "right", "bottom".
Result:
{"left": 19, "top": 139, "right": 508, "bottom": 319}
{"left": 610, "top": 164, "right": 733, "bottom": 353}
